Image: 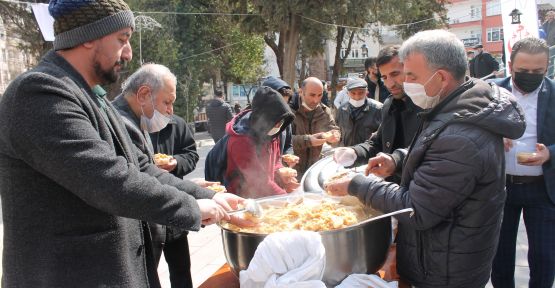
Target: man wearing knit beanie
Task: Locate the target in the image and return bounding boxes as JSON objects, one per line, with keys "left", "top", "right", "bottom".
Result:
{"left": 49, "top": 0, "right": 135, "bottom": 84}
{"left": 0, "top": 0, "right": 242, "bottom": 287}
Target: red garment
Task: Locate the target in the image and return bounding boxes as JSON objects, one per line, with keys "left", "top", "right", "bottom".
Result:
{"left": 224, "top": 117, "right": 286, "bottom": 199}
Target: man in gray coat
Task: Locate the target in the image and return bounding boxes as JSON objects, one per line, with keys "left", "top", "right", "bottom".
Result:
{"left": 327, "top": 30, "right": 526, "bottom": 287}
{"left": 0, "top": 1, "right": 239, "bottom": 287}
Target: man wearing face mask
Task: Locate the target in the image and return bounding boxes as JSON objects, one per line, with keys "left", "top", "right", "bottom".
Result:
{"left": 333, "top": 45, "right": 422, "bottom": 184}
{"left": 364, "top": 57, "right": 390, "bottom": 103}
{"left": 224, "top": 86, "right": 298, "bottom": 198}
{"left": 335, "top": 78, "right": 382, "bottom": 146}
{"left": 326, "top": 30, "right": 526, "bottom": 287}
{"left": 292, "top": 77, "right": 340, "bottom": 176}
{"left": 489, "top": 37, "right": 555, "bottom": 288}
{"left": 113, "top": 63, "right": 245, "bottom": 288}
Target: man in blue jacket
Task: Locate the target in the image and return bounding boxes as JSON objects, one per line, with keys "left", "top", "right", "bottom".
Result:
{"left": 490, "top": 37, "right": 555, "bottom": 288}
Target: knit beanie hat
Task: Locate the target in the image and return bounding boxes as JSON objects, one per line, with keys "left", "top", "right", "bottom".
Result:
{"left": 49, "top": 0, "right": 135, "bottom": 50}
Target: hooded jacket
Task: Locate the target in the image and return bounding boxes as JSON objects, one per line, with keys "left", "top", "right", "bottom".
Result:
{"left": 262, "top": 77, "right": 294, "bottom": 154}
{"left": 225, "top": 87, "right": 295, "bottom": 198}
{"left": 348, "top": 79, "right": 526, "bottom": 288}
{"left": 205, "top": 98, "right": 233, "bottom": 142}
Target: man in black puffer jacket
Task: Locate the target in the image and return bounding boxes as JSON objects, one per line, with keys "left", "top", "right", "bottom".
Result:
{"left": 327, "top": 30, "right": 526, "bottom": 288}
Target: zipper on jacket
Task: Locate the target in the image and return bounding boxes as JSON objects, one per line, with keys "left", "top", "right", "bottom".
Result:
{"left": 304, "top": 112, "right": 315, "bottom": 171}
{"left": 417, "top": 231, "right": 429, "bottom": 278}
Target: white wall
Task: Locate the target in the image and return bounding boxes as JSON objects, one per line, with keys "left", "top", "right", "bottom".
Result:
{"left": 447, "top": 0, "right": 483, "bottom": 24}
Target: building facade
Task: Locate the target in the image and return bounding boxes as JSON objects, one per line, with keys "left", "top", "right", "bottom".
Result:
{"left": 0, "top": 15, "right": 34, "bottom": 97}
{"left": 447, "top": 0, "right": 504, "bottom": 59}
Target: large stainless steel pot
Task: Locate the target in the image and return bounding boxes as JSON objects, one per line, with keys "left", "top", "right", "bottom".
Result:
{"left": 220, "top": 156, "right": 395, "bottom": 286}
{"left": 220, "top": 196, "right": 391, "bottom": 286}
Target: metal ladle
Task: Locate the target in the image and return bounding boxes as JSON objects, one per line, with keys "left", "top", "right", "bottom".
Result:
{"left": 351, "top": 208, "right": 414, "bottom": 227}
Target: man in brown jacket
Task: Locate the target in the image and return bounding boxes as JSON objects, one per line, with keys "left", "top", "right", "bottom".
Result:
{"left": 292, "top": 77, "right": 339, "bottom": 176}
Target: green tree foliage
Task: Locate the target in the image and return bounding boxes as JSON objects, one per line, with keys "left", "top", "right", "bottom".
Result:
{"left": 325, "top": 0, "right": 448, "bottom": 101}
{"left": 114, "top": 0, "right": 265, "bottom": 122}
{"left": 230, "top": 0, "right": 335, "bottom": 86}
{"left": 378, "top": 0, "right": 448, "bottom": 40}
{"left": 230, "top": 0, "right": 447, "bottom": 97}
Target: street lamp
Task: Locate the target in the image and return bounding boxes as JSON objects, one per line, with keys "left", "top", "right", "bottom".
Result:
{"left": 134, "top": 15, "right": 162, "bottom": 65}
{"left": 509, "top": 9, "right": 522, "bottom": 24}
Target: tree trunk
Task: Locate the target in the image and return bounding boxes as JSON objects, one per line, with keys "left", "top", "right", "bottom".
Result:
{"left": 264, "top": 34, "right": 283, "bottom": 77}
{"left": 330, "top": 28, "right": 355, "bottom": 103}
{"left": 298, "top": 53, "right": 307, "bottom": 87}
{"left": 330, "top": 27, "right": 345, "bottom": 103}
{"left": 281, "top": 13, "right": 301, "bottom": 87}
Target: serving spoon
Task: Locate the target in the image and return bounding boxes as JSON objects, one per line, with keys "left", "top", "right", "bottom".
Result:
{"left": 351, "top": 208, "right": 415, "bottom": 227}
{"left": 227, "top": 199, "right": 264, "bottom": 217}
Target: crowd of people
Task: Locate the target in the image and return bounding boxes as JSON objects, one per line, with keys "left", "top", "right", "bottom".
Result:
{"left": 0, "top": 0, "right": 553, "bottom": 287}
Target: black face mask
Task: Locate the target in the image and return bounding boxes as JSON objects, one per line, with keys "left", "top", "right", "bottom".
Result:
{"left": 513, "top": 72, "right": 544, "bottom": 93}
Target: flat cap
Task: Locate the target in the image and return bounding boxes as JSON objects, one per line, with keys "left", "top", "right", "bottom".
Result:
{"left": 346, "top": 78, "right": 368, "bottom": 90}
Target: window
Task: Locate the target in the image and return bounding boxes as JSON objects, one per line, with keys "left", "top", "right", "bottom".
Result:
{"left": 470, "top": 5, "right": 482, "bottom": 20}
{"left": 486, "top": 0, "right": 501, "bottom": 16}
{"left": 487, "top": 27, "right": 503, "bottom": 42}
{"left": 470, "top": 30, "right": 482, "bottom": 44}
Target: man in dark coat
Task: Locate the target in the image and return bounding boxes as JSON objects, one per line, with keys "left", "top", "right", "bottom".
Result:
{"left": 114, "top": 63, "right": 228, "bottom": 288}
{"left": 335, "top": 78, "right": 382, "bottom": 147}
{"left": 334, "top": 45, "right": 422, "bottom": 183}
{"left": 327, "top": 30, "right": 526, "bottom": 288}
{"left": 470, "top": 44, "right": 500, "bottom": 79}
{"left": 0, "top": 2, "right": 236, "bottom": 287}
{"left": 490, "top": 37, "right": 555, "bottom": 288}
{"left": 206, "top": 89, "right": 233, "bottom": 142}
{"left": 364, "top": 56, "right": 391, "bottom": 103}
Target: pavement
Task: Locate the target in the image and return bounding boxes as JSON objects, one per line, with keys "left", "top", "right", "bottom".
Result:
{"left": 0, "top": 131, "right": 546, "bottom": 287}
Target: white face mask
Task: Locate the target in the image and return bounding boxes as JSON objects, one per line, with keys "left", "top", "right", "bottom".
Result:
{"left": 302, "top": 101, "right": 319, "bottom": 111}
{"left": 403, "top": 71, "right": 443, "bottom": 109}
{"left": 267, "top": 120, "right": 284, "bottom": 136}
{"left": 140, "top": 95, "right": 171, "bottom": 133}
{"left": 348, "top": 98, "right": 366, "bottom": 108}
